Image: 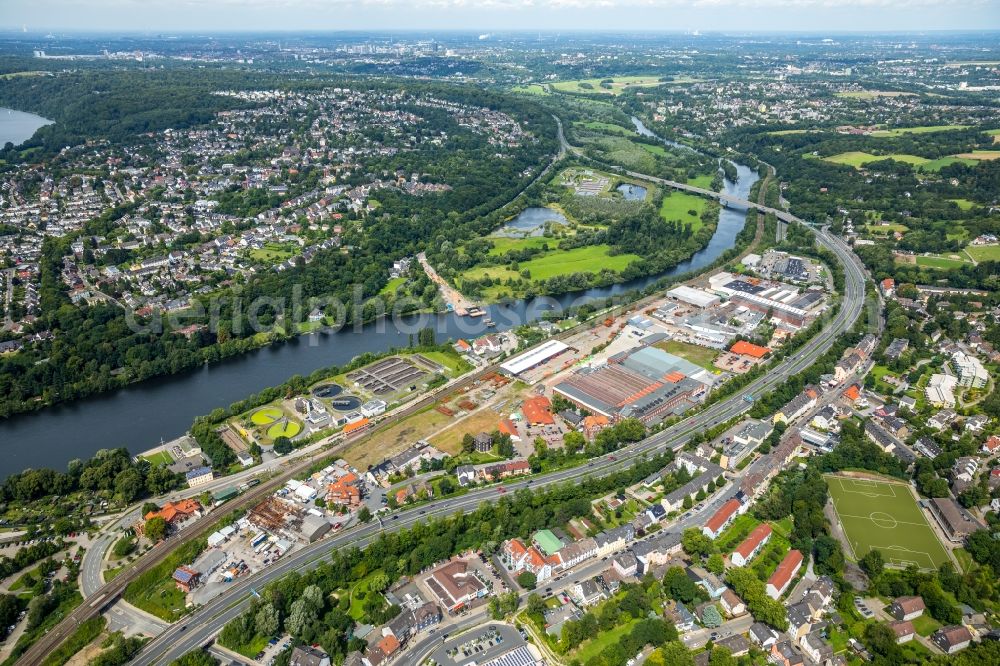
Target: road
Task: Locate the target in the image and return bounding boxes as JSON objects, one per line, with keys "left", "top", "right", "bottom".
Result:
{"left": 21, "top": 119, "right": 866, "bottom": 666}
{"left": 128, "top": 210, "right": 866, "bottom": 665}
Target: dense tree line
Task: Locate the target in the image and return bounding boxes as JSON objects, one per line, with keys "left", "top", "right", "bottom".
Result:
{"left": 1, "top": 447, "right": 180, "bottom": 503}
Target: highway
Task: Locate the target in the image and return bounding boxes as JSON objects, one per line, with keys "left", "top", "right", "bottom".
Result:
{"left": 21, "top": 120, "right": 867, "bottom": 666}
{"left": 129, "top": 208, "right": 867, "bottom": 665}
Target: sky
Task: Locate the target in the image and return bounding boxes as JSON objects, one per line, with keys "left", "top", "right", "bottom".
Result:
{"left": 2, "top": 0, "right": 999, "bottom": 33}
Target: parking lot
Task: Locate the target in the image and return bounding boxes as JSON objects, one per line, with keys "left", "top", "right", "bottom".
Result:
{"left": 430, "top": 624, "right": 525, "bottom": 666}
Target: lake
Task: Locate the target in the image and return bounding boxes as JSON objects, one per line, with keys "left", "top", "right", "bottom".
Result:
{"left": 616, "top": 183, "right": 647, "bottom": 200}
{"left": 0, "top": 127, "right": 758, "bottom": 479}
{"left": 0, "top": 108, "right": 53, "bottom": 146}
{"left": 494, "top": 206, "right": 568, "bottom": 237}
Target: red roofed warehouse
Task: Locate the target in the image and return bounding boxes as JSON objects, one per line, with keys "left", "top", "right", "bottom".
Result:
{"left": 730, "top": 523, "right": 773, "bottom": 567}
{"left": 522, "top": 396, "right": 555, "bottom": 425}
{"left": 730, "top": 341, "right": 770, "bottom": 359}
{"left": 703, "top": 498, "right": 743, "bottom": 539}
{"left": 766, "top": 549, "right": 803, "bottom": 599}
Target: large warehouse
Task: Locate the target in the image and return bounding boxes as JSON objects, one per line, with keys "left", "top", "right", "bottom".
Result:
{"left": 667, "top": 285, "right": 720, "bottom": 309}
{"left": 500, "top": 340, "right": 570, "bottom": 378}
{"left": 553, "top": 346, "right": 711, "bottom": 425}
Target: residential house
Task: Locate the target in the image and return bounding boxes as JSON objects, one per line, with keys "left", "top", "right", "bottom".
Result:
{"left": 612, "top": 552, "right": 638, "bottom": 577}
{"left": 773, "top": 388, "right": 819, "bottom": 425}
{"left": 733, "top": 420, "right": 774, "bottom": 447}
{"left": 730, "top": 523, "right": 772, "bottom": 567}
{"left": 928, "top": 408, "right": 958, "bottom": 430}
{"left": 473, "top": 433, "right": 494, "bottom": 453}
{"left": 716, "top": 635, "right": 750, "bottom": 658}
{"left": 766, "top": 550, "right": 803, "bottom": 599}
{"left": 172, "top": 566, "right": 200, "bottom": 593}
{"left": 889, "top": 596, "right": 925, "bottom": 621}
{"left": 364, "top": 634, "right": 400, "bottom": 666}
{"left": 885, "top": 338, "right": 909, "bottom": 360}
{"left": 573, "top": 579, "right": 605, "bottom": 607}
{"left": 770, "top": 640, "right": 804, "bottom": 666}
{"left": 664, "top": 601, "right": 696, "bottom": 633}
{"left": 631, "top": 532, "right": 682, "bottom": 574}
{"left": 423, "top": 558, "right": 488, "bottom": 613}
{"left": 749, "top": 622, "right": 779, "bottom": 649}
{"left": 185, "top": 466, "right": 214, "bottom": 488}
{"left": 720, "top": 588, "right": 747, "bottom": 617}
{"left": 503, "top": 538, "right": 553, "bottom": 583}
{"left": 889, "top": 621, "right": 916, "bottom": 644}
{"left": 787, "top": 601, "right": 813, "bottom": 640}
{"left": 687, "top": 566, "right": 728, "bottom": 600}
{"left": 703, "top": 498, "right": 743, "bottom": 539}
{"left": 914, "top": 437, "right": 942, "bottom": 459}
{"left": 931, "top": 626, "right": 973, "bottom": 654}
{"left": 456, "top": 465, "right": 478, "bottom": 487}
{"left": 413, "top": 603, "right": 442, "bottom": 631}
{"left": 594, "top": 524, "right": 635, "bottom": 557}
{"left": 290, "top": 646, "right": 332, "bottom": 666}
{"left": 800, "top": 632, "right": 833, "bottom": 664}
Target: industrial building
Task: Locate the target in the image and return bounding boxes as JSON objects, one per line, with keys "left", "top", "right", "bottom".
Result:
{"left": 552, "top": 346, "right": 710, "bottom": 425}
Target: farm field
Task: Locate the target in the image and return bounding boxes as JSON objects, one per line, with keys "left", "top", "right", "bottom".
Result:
{"left": 511, "top": 84, "right": 549, "bottom": 95}
{"left": 486, "top": 235, "right": 558, "bottom": 256}
{"left": 825, "top": 473, "right": 952, "bottom": 570}
{"left": 954, "top": 150, "right": 1000, "bottom": 160}
{"left": 915, "top": 254, "right": 973, "bottom": 269}
{"left": 965, "top": 244, "right": 1000, "bottom": 262}
{"left": 835, "top": 91, "right": 916, "bottom": 100}
{"left": 659, "top": 190, "right": 709, "bottom": 233}
{"left": 870, "top": 124, "right": 968, "bottom": 136}
{"left": 462, "top": 244, "right": 640, "bottom": 286}
{"left": 552, "top": 75, "right": 666, "bottom": 95}
{"left": 575, "top": 120, "right": 635, "bottom": 136}
{"left": 767, "top": 129, "right": 819, "bottom": 136}
{"left": 818, "top": 151, "right": 978, "bottom": 171}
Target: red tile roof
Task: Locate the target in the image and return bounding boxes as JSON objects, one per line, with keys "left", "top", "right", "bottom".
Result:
{"left": 522, "top": 396, "right": 555, "bottom": 425}
{"left": 767, "top": 549, "right": 803, "bottom": 593}
{"left": 733, "top": 523, "right": 772, "bottom": 560}
{"left": 730, "top": 341, "right": 770, "bottom": 358}
{"left": 706, "top": 499, "right": 741, "bottom": 534}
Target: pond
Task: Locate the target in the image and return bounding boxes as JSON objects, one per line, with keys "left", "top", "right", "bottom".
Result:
{"left": 493, "top": 206, "right": 568, "bottom": 237}
{"left": 616, "top": 183, "right": 647, "bottom": 201}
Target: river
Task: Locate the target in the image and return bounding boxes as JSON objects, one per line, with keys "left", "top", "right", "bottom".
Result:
{"left": 0, "top": 122, "right": 758, "bottom": 479}
{"left": 0, "top": 108, "right": 53, "bottom": 146}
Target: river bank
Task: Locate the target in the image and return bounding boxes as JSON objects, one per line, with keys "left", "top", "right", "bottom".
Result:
{"left": 0, "top": 108, "right": 53, "bottom": 147}
{"left": 0, "top": 126, "right": 758, "bottom": 479}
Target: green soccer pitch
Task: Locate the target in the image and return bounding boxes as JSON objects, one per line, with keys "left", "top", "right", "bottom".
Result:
{"left": 825, "top": 474, "right": 952, "bottom": 570}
